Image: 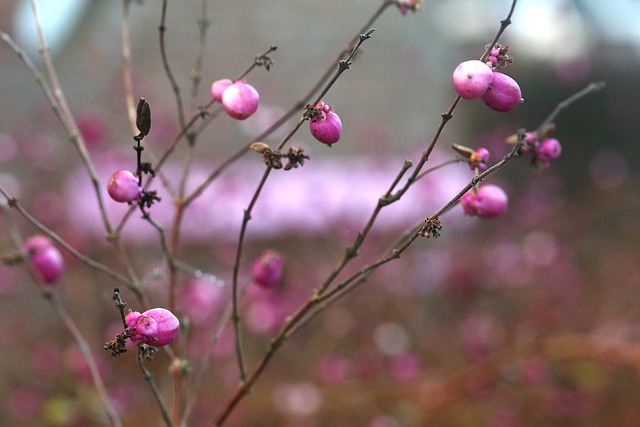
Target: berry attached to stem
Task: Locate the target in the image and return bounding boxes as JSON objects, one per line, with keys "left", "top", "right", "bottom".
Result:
{"left": 107, "top": 170, "right": 142, "bottom": 203}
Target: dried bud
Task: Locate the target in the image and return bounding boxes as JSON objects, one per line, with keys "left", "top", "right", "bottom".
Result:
{"left": 136, "top": 97, "right": 151, "bottom": 136}
{"left": 452, "top": 143, "right": 475, "bottom": 159}
{"left": 538, "top": 123, "right": 556, "bottom": 139}
{"left": 250, "top": 142, "right": 271, "bottom": 154}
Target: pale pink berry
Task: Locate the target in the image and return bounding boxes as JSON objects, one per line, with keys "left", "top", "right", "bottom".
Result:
{"left": 251, "top": 249, "right": 284, "bottom": 289}
{"left": 107, "top": 170, "right": 141, "bottom": 203}
{"left": 460, "top": 184, "right": 508, "bottom": 219}
{"left": 481, "top": 72, "right": 523, "bottom": 112}
{"left": 221, "top": 81, "right": 259, "bottom": 120}
{"left": 536, "top": 138, "right": 562, "bottom": 167}
{"left": 22, "top": 235, "right": 64, "bottom": 284}
{"left": 211, "top": 78, "right": 233, "bottom": 102}
{"left": 452, "top": 60, "right": 493, "bottom": 99}
{"left": 309, "top": 102, "right": 342, "bottom": 146}
{"left": 126, "top": 308, "right": 179, "bottom": 347}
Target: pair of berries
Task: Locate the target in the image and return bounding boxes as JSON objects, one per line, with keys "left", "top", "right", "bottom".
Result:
{"left": 125, "top": 308, "right": 179, "bottom": 347}
{"left": 452, "top": 59, "right": 522, "bottom": 112}
{"left": 211, "top": 79, "right": 260, "bottom": 120}
{"left": 213, "top": 77, "right": 342, "bottom": 146}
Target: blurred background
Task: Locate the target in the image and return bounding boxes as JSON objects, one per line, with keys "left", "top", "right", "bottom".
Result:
{"left": 1, "top": 0, "right": 640, "bottom": 426}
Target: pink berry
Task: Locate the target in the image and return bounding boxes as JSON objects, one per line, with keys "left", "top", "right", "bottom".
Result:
{"left": 481, "top": 72, "right": 523, "bottom": 112}
{"left": 309, "top": 102, "right": 342, "bottom": 146}
{"left": 251, "top": 250, "right": 284, "bottom": 289}
{"left": 535, "top": 138, "right": 562, "bottom": 167}
{"left": 468, "top": 147, "right": 490, "bottom": 172}
{"left": 126, "top": 308, "right": 179, "bottom": 347}
{"left": 221, "top": 81, "right": 259, "bottom": 120}
{"left": 107, "top": 170, "right": 141, "bottom": 203}
{"left": 460, "top": 184, "right": 508, "bottom": 219}
{"left": 211, "top": 78, "right": 232, "bottom": 102}
{"left": 452, "top": 60, "right": 494, "bottom": 99}
{"left": 22, "top": 235, "right": 64, "bottom": 284}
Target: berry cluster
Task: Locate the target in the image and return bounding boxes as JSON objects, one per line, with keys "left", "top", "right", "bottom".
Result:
{"left": 125, "top": 308, "right": 180, "bottom": 347}
{"left": 452, "top": 45, "right": 522, "bottom": 112}
{"left": 505, "top": 126, "right": 564, "bottom": 170}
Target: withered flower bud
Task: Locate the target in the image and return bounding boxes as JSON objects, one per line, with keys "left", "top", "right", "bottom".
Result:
{"left": 136, "top": 97, "right": 152, "bottom": 136}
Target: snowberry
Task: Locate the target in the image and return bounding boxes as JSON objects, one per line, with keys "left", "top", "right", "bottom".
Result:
{"left": 211, "top": 78, "right": 233, "bottom": 102}
{"left": 107, "top": 170, "right": 141, "bottom": 203}
{"left": 481, "top": 72, "right": 523, "bottom": 112}
{"left": 126, "top": 308, "right": 179, "bottom": 347}
{"left": 221, "top": 80, "right": 259, "bottom": 120}
{"left": 22, "top": 235, "right": 64, "bottom": 284}
{"left": 452, "top": 60, "right": 494, "bottom": 99}
{"left": 535, "top": 138, "right": 562, "bottom": 168}
{"left": 251, "top": 249, "right": 284, "bottom": 289}
{"left": 460, "top": 184, "right": 508, "bottom": 219}
{"left": 309, "top": 102, "right": 342, "bottom": 146}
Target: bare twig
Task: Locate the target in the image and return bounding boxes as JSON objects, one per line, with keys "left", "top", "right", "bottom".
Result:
{"left": 137, "top": 348, "right": 176, "bottom": 427}
{"left": 537, "top": 81, "right": 606, "bottom": 132}
{"left": 28, "top": 0, "right": 113, "bottom": 235}
{"left": 159, "top": 0, "right": 186, "bottom": 128}
{"left": 122, "top": 0, "right": 138, "bottom": 136}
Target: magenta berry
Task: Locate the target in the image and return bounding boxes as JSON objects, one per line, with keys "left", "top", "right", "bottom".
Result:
{"left": 107, "top": 170, "right": 141, "bottom": 203}
{"left": 22, "top": 235, "right": 64, "bottom": 284}
{"left": 452, "top": 60, "right": 494, "bottom": 99}
{"left": 468, "top": 147, "right": 490, "bottom": 172}
{"left": 126, "top": 308, "right": 179, "bottom": 347}
{"left": 460, "top": 184, "right": 508, "bottom": 219}
{"left": 309, "top": 102, "right": 342, "bottom": 146}
{"left": 211, "top": 78, "right": 233, "bottom": 102}
{"left": 481, "top": 72, "right": 523, "bottom": 112}
{"left": 251, "top": 249, "right": 284, "bottom": 289}
{"left": 221, "top": 80, "right": 259, "bottom": 120}
{"left": 536, "top": 138, "right": 562, "bottom": 167}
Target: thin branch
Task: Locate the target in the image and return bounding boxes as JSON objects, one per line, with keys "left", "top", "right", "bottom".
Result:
{"left": 537, "top": 81, "right": 606, "bottom": 132}
{"left": 137, "top": 349, "right": 176, "bottom": 427}
{"left": 122, "top": 0, "right": 138, "bottom": 136}
{"left": 49, "top": 293, "right": 124, "bottom": 427}
{"left": 190, "top": 0, "right": 210, "bottom": 114}
{"left": 159, "top": 0, "right": 186, "bottom": 128}
{"left": 28, "top": 0, "right": 113, "bottom": 235}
